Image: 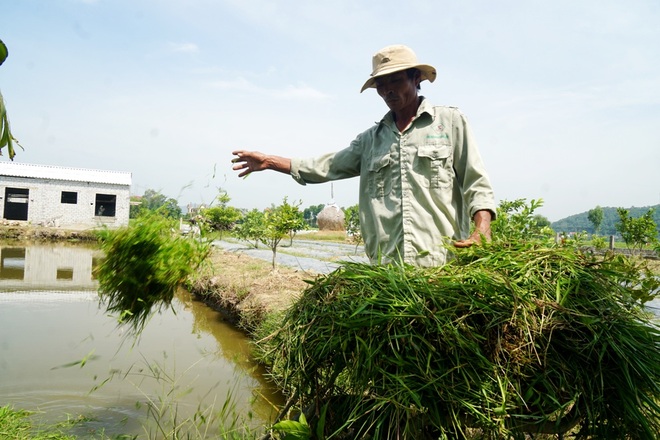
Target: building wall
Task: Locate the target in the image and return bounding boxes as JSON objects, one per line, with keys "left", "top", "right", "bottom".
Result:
{"left": 0, "top": 176, "right": 130, "bottom": 228}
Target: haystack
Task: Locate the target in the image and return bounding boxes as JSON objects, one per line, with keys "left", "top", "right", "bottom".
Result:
{"left": 316, "top": 202, "right": 345, "bottom": 231}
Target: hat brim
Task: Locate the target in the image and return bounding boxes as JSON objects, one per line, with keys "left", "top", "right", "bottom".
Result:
{"left": 360, "top": 64, "right": 436, "bottom": 93}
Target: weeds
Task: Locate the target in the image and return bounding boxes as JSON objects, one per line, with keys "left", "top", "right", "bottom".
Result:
{"left": 121, "top": 357, "right": 264, "bottom": 440}
{"left": 0, "top": 404, "right": 78, "bottom": 439}
{"left": 96, "top": 212, "right": 211, "bottom": 334}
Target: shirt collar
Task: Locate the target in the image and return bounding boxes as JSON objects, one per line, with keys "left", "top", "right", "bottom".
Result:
{"left": 379, "top": 96, "right": 431, "bottom": 128}
{"left": 416, "top": 96, "right": 433, "bottom": 117}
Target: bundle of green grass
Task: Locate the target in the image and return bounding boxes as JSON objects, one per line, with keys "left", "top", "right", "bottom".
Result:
{"left": 259, "top": 203, "right": 660, "bottom": 439}
{"left": 96, "top": 213, "right": 210, "bottom": 334}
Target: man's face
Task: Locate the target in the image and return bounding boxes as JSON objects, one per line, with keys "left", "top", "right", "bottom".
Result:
{"left": 375, "top": 70, "right": 420, "bottom": 113}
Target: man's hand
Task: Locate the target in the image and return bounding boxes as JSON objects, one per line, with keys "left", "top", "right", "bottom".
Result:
{"left": 231, "top": 150, "right": 268, "bottom": 178}
{"left": 454, "top": 210, "right": 493, "bottom": 248}
{"left": 231, "top": 150, "right": 292, "bottom": 177}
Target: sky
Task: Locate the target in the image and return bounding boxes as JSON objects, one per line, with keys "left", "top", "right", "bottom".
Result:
{"left": 2, "top": 0, "right": 659, "bottom": 222}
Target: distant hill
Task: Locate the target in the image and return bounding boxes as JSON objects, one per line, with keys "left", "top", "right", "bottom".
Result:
{"left": 551, "top": 204, "right": 660, "bottom": 236}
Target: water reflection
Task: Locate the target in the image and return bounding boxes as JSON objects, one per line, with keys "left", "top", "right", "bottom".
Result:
{"left": 0, "top": 242, "right": 282, "bottom": 438}
{"left": 0, "top": 244, "right": 99, "bottom": 290}
{"left": 0, "top": 247, "right": 26, "bottom": 280}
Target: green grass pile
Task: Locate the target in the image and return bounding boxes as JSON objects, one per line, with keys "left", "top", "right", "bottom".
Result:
{"left": 96, "top": 213, "right": 210, "bottom": 334}
{"left": 260, "top": 242, "right": 660, "bottom": 439}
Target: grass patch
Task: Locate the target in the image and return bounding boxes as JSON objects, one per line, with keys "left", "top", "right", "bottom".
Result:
{"left": 0, "top": 405, "right": 79, "bottom": 439}
{"left": 271, "top": 248, "right": 335, "bottom": 263}
{"left": 294, "top": 230, "right": 348, "bottom": 243}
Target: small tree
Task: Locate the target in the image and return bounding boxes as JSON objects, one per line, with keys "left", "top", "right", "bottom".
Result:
{"left": 591, "top": 234, "right": 608, "bottom": 251}
{"left": 202, "top": 205, "right": 242, "bottom": 236}
{"left": 615, "top": 208, "right": 659, "bottom": 255}
{"left": 343, "top": 204, "right": 363, "bottom": 253}
{"left": 533, "top": 214, "right": 551, "bottom": 229}
{"left": 130, "top": 189, "right": 181, "bottom": 219}
{"left": 491, "top": 198, "right": 554, "bottom": 243}
{"left": 588, "top": 205, "right": 604, "bottom": 234}
{"left": 160, "top": 198, "right": 183, "bottom": 219}
{"left": 234, "top": 208, "right": 266, "bottom": 248}
{"left": 261, "top": 198, "right": 304, "bottom": 268}
{"left": 199, "top": 189, "right": 242, "bottom": 237}
{"left": 279, "top": 199, "right": 307, "bottom": 246}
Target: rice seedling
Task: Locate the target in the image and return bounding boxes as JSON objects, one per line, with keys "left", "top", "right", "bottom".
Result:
{"left": 96, "top": 213, "right": 211, "bottom": 334}
{"left": 84, "top": 354, "right": 267, "bottom": 439}
{"left": 123, "top": 357, "right": 258, "bottom": 439}
{"left": 257, "top": 202, "right": 660, "bottom": 439}
{"left": 0, "top": 404, "right": 89, "bottom": 439}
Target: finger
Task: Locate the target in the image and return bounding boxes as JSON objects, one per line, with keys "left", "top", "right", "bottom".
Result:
{"left": 453, "top": 239, "right": 475, "bottom": 248}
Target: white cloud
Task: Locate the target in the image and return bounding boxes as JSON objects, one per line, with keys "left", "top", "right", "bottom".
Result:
{"left": 271, "top": 84, "right": 331, "bottom": 100}
{"left": 207, "top": 76, "right": 330, "bottom": 100}
{"left": 208, "top": 76, "right": 257, "bottom": 92}
{"left": 169, "top": 42, "right": 200, "bottom": 54}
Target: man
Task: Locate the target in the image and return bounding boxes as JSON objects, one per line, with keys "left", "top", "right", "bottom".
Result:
{"left": 232, "top": 44, "right": 496, "bottom": 267}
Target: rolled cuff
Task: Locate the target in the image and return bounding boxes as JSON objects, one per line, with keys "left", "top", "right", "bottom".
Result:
{"left": 469, "top": 203, "right": 497, "bottom": 221}
{"left": 289, "top": 158, "right": 307, "bottom": 186}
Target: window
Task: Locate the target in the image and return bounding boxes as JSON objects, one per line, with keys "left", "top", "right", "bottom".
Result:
{"left": 3, "top": 187, "right": 29, "bottom": 221}
{"left": 95, "top": 194, "right": 117, "bottom": 217}
{"left": 61, "top": 191, "right": 78, "bottom": 204}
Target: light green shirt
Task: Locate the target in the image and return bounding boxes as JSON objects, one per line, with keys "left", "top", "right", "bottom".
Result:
{"left": 291, "top": 98, "right": 496, "bottom": 267}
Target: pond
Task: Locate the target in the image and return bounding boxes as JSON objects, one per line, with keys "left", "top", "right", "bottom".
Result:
{"left": 0, "top": 242, "right": 282, "bottom": 438}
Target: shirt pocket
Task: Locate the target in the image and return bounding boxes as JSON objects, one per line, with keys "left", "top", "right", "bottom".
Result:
{"left": 368, "top": 153, "right": 392, "bottom": 197}
{"left": 416, "top": 144, "right": 454, "bottom": 189}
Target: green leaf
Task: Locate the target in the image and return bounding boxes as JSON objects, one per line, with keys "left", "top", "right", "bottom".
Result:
{"left": 272, "top": 418, "right": 312, "bottom": 440}
{"left": 0, "top": 39, "right": 8, "bottom": 66}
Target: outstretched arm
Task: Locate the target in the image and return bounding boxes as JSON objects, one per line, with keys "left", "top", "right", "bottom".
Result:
{"left": 231, "top": 150, "right": 292, "bottom": 178}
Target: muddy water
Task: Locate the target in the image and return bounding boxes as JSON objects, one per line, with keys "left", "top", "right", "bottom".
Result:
{"left": 0, "top": 243, "right": 282, "bottom": 438}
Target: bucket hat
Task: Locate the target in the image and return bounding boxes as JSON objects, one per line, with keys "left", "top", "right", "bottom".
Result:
{"left": 360, "top": 45, "right": 436, "bottom": 93}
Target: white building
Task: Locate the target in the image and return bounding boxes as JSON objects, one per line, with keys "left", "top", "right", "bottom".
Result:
{"left": 0, "top": 162, "right": 131, "bottom": 229}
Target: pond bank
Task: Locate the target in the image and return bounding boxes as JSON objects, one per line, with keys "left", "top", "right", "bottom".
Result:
{"left": 0, "top": 224, "right": 97, "bottom": 242}
{"left": 186, "top": 246, "right": 312, "bottom": 331}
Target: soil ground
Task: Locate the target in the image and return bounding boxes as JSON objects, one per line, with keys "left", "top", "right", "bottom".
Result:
{"left": 187, "top": 246, "right": 312, "bottom": 329}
